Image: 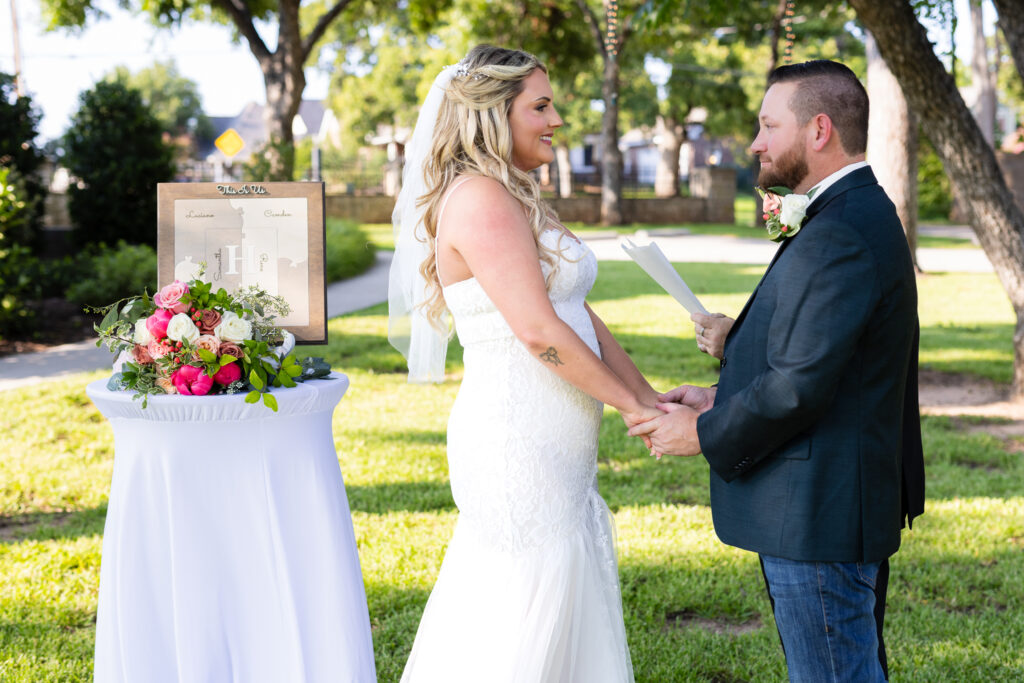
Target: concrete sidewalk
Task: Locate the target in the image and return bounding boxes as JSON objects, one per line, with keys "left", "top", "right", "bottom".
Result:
{"left": 0, "top": 227, "right": 992, "bottom": 391}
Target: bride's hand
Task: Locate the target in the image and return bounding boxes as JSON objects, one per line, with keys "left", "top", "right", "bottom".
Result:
{"left": 621, "top": 402, "right": 664, "bottom": 453}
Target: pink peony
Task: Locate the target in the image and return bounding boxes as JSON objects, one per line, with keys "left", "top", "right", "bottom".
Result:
{"left": 213, "top": 360, "right": 242, "bottom": 386}
{"left": 171, "top": 365, "right": 214, "bottom": 396}
{"left": 154, "top": 280, "right": 190, "bottom": 314}
{"left": 762, "top": 192, "right": 782, "bottom": 216}
{"left": 146, "top": 308, "right": 174, "bottom": 339}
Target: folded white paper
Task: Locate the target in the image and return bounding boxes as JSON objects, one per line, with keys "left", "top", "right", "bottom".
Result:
{"left": 620, "top": 238, "right": 709, "bottom": 315}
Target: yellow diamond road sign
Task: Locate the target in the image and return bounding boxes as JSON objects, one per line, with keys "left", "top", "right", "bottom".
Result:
{"left": 215, "top": 128, "right": 245, "bottom": 158}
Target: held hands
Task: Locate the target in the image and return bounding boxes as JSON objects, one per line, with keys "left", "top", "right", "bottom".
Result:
{"left": 692, "top": 312, "right": 734, "bottom": 360}
{"left": 627, "top": 384, "right": 717, "bottom": 458}
{"left": 621, "top": 400, "right": 666, "bottom": 455}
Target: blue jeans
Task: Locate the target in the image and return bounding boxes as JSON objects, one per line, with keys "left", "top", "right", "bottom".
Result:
{"left": 760, "top": 555, "right": 888, "bottom": 683}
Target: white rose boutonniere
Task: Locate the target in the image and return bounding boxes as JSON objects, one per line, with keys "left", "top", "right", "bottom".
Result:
{"left": 215, "top": 311, "right": 254, "bottom": 342}
{"left": 757, "top": 186, "right": 817, "bottom": 242}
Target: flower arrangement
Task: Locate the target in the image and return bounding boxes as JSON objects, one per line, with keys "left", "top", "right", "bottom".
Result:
{"left": 94, "top": 278, "right": 331, "bottom": 410}
{"left": 757, "top": 186, "right": 815, "bottom": 242}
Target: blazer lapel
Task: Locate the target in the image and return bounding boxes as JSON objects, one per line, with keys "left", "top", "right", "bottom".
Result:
{"left": 726, "top": 166, "right": 880, "bottom": 341}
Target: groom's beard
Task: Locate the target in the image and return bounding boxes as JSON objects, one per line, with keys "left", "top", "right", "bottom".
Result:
{"left": 757, "top": 143, "right": 809, "bottom": 191}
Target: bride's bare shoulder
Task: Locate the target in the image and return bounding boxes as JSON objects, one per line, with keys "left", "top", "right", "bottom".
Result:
{"left": 443, "top": 176, "right": 528, "bottom": 235}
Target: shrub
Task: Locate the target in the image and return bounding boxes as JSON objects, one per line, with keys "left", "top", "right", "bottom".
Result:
{"left": 0, "top": 244, "right": 39, "bottom": 337}
{"left": 0, "top": 167, "right": 41, "bottom": 336}
{"left": 918, "top": 136, "right": 952, "bottom": 221}
{"left": 62, "top": 81, "right": 175, "bottom": 248}
{"left": 65, "top": 241, "right": 157, "bottom": 309}
{"left": 325, "top": 220, "right": 376, "bottom": 282}
{"left": 0, "top": 72, "right": 46, "bottom": 248}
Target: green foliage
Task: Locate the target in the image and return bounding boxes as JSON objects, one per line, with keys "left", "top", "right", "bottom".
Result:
{"left": 0, "top": 244, "right": 39, "bottom": 337}
{"left": 0, "top": 73, "right": 47, "bottom": 248}
{"left": 103, "top": 59, "right": 212, "bottom": 139}
{"left": 918, "top": 136, "right": 953, "bottom": 220}
{"left": 61, "top": 81, "right": 175, "bottom": 248}
{"left": 325, "top": 219, "right": 377, "bottom": 282}
{"left": 0, "top": 167, "right": 38, "bottom": 248}
{"left": 243, "top": 136, "right": 296, "bottom": 182}
{"left": 0, "top": 167, "right": 43, "bottom": 336}
{"left": 64, "top": 241, "right": 157, "bottom": 310}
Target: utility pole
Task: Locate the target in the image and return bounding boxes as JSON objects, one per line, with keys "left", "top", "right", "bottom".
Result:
{"left": 9, "top": 0, "right": 25, "bottom": 95}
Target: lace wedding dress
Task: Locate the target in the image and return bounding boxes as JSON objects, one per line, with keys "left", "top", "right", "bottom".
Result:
{"left": 401, "top": 228, "right": 634, "bottom": 683}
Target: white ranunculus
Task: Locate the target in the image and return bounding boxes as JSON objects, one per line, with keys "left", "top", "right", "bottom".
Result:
{"left": 215, "top": 311, "right": 253, "bottom": 342}
{"left": 132, "top": 318, "right": 153, "bottom": 346}
{"left": 779, "top": 193, "right": 811, "bottom": 228}
{"left": 166, "top": 313, "right": 201, "bottom": 344}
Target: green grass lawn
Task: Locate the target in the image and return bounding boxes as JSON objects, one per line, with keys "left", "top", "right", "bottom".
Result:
{"left": 2, "top": 262, "right": 1022, "bottom": 681}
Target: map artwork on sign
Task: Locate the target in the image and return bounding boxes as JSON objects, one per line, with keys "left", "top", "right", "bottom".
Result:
{"left": 173, "top": 197, "right": 310, "bottom": 327}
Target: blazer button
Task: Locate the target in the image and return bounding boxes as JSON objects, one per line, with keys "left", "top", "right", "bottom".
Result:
{"left": 720, "top": 357, "right": 727, "bottom": 368}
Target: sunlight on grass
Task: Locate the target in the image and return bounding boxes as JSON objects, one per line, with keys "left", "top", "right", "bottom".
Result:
{"left": 3, "top": 262, "right": 1024, "bottom": 681}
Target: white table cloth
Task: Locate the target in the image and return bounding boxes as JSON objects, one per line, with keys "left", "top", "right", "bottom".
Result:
{"left": 87, "top": 374, "right": 376, "bottom": 683}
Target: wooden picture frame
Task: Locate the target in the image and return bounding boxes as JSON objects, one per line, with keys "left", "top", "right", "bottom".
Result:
{"left": 157, "top": 182, "right": 327, "bottom": 344}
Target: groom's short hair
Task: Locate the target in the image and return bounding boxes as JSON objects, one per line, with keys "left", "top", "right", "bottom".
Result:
{"left": 768, "top": 60, "right": 869, "bottom": 156}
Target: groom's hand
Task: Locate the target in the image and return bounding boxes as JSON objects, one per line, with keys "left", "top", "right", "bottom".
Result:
{"left": 628, "top": 403, "right": 702, "bottom": 457}
{"left": 658, "top": 385, "right": 717, "bottom": 414}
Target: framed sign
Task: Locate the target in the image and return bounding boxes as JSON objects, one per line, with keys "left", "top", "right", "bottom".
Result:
{"left": 157, "top": 182, "right": 327, "bottom": 344}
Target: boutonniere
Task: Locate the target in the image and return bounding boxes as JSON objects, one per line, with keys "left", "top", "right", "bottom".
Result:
{"left": 756, "top": 186, "right": 816, "bottom": 242}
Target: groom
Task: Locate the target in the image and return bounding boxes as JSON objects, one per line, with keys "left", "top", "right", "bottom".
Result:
{"left": 631, "top": 60, "right": 925, "bottom": 681}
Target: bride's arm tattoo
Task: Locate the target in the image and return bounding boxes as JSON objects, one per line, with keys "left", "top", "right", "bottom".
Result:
{"left": 539, "top": 346, "right": 565, "bottom": 366}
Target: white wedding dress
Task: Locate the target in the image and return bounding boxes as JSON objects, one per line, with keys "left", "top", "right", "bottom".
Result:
{"left": 401, "top": 228, "right": 634, "bottom": 683}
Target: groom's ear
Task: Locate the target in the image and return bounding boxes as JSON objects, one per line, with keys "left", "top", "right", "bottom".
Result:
{"left": 808, "top": 113, "right": 834, "bottom": 152}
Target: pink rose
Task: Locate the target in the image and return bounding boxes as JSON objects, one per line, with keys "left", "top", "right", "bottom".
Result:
{"left": 172, "top": 365, "right": 214, "bottom": 396}
{"left": 154, "top": 280, "right": 190, "bottom": 314}
{"left": 155, "top": 376, "right": 177, "bottom": 395}
{"left": 146, "top": 308, "right": 174, "bottom": 339}
{"left": 130, "top": 343, "right": 154, "bottom": 365}
{"left": 762, "top": 192, "right": 782, "bottom": 216}
{"left": 193, "top": 334, "right": 221, "bottom": 359}
{"left": 213, "top": 360, "right": 242, "bottom": 386}
{"left": 147, "top": 338, "right": 174, "bottom": 359}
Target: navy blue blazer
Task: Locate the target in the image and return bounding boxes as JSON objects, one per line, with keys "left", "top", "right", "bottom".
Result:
{"left": 696, "top": 167, "right": 925, "bottom": 563}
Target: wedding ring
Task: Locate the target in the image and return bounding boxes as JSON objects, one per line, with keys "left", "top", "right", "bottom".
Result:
{"left": 698, "top": 326, "right": 705, "bottom": 336}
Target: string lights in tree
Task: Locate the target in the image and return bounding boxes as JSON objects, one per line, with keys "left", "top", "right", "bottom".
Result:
{"left": 605, "top": 0, "right": 619, "bottom": 59}
{"left": 782, "top": 0, "right": 796, "bottom": 63}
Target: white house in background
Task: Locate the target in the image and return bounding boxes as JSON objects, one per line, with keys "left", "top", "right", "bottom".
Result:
{"left": 565, "top": 124, "right": 736, "bottom": 191}
{"left": 185, "top": 101, "right": 342, "bottom": 181}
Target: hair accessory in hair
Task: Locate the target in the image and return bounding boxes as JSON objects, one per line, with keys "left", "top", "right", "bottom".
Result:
{"left": 452, "top": 60, "right": 470, "bottom": 78}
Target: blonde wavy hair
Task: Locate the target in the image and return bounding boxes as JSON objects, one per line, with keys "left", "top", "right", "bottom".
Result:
{"left": 417, "top": 44, "right": 560, "bottom": 330}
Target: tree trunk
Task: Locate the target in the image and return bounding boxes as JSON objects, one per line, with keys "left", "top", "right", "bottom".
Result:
{"left": 851, "top": 0, "right": 1024, "bottom": 398}
{"left": 654, "top": 115, "right": 684, "bottom": 198}
{"left": 600, "top": 53, "right": 623, "bottom": 224}
{"left": 751, "top": 0, "right": 791, "bottom": 228}
{"left": 866, "top": 33, "right": 919, "bottom": 269}
{"left": 968, "top": 0, "right": 997, "bottom": 146}
{"left": 994, "top": 0, "right": 1024, "bottom": 80}
{"left": 555, "top": 145, "right": 573, "bottom": 198}
{"left": 213, "top": 0, "right": 354, "bottom": 182}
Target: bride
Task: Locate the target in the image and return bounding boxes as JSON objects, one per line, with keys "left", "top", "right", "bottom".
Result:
{"left": 388, "top": 44, "right": 660, "bottom": 682}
